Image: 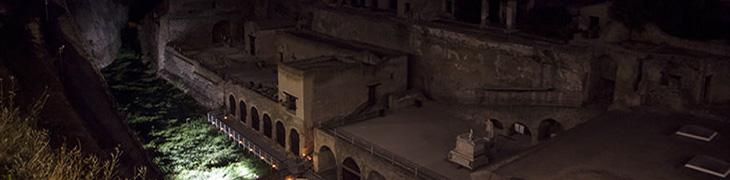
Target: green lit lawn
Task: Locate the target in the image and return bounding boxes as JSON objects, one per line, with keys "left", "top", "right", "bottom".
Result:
{"left": 103, "top": 49, "right": 270, "bottom": 179}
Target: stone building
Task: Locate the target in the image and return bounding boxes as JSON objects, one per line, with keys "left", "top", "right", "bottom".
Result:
{"left": 139, "top": 0, "right": 730, "bottom": 179}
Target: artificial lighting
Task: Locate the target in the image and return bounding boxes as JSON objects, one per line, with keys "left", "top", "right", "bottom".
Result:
{"left": 224, "top": 116, "right": 228, "bottom": 120}
{"left": 285, "top": 176, "right": 295, "bottom": 180}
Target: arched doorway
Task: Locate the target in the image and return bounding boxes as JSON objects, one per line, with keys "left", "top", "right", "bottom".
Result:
{"left": 317, "top": 146, "right": 337, "bottom": 179}
{"left": 367, "top": 171, "right": 385, "bottom": 180}
{"left": 239, "top": 101, "right": 247, "bottom": 123}
{"left": 275, "top": 121, "right": 285, "bottom": 147}
{"left": 538, "top": 119, "right": 563, "bottom": 141}
{"left": 289, "top": 129, "right": 300, "bottom": 156}
{"left": 212, "top": 20, "right": 231, "bottom": 44}
{"left": 342, "top": 157, "right": 361, "bottom": 180}
{"left": 263, "top": 114, "right": 272, "bottom": 138}
{"left": 228, "top": 95, "right": 236, "bottom": 115}
{"left": 251, "top": 107, "right": 260, "bottom": 131}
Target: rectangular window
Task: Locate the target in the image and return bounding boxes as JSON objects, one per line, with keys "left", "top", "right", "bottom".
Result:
{"left": 284, "top": 92, "right": 298, "bottom": 112}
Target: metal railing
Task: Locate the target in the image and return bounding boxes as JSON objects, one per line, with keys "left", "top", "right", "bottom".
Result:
{"left": 206, "top": 113, "right": 286, "bottom": 167}
{"left": 322, "top": 128, "right": 449, "bottom": 180}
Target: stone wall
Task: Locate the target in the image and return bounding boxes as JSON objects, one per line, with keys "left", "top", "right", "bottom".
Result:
{"left": 162, "top": 47, "right": 224, "bottom": 108}
{"left": 310, "top": 7, "right": 591, "bottom": 106}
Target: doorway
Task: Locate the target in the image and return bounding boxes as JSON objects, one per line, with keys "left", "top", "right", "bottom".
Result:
{"left": 248, "top": 35, "right": 256, "bottom": 55}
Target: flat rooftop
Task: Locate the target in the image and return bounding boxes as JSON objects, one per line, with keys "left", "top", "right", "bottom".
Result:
{"left": 172, "top": 44, "right": 278, "bottom": 87}
{"left": 283, "top": 56, "right": 358, "bottom": 72}
{"left": 492, "top": 108, "right": 730, "bottom": 180}
{"left": 286, "top": 30, "right": 406, "bottom": 59}
{"left": 339, "top": 102, "right": 475, "bottom": 179}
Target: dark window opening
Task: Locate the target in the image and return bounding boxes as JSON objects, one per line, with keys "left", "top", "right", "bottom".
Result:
{"left": 351, "top": 0, "right": 365, "bottom": 7}
{"left": 488, "top": 0, "right": 501, "bottom": 23}
{"left": 372, "top": 0, "right": 379, "bottom": 9}
{"left": 455, "top": 0, "right": 483, "bottom": 24}
{"left": 405, "top": 3, "right": 411, "bottom": 13}
{"left": 389, "top": 0, "right": 398, "bottom": 11}
{"left": 446, "top": 0, "right": 454, "bottom": 14}
{"left": 284, "top": 92, "right": 298, "bottom": 112}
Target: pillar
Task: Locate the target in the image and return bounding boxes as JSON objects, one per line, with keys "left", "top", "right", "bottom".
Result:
{"left": 505, "top": 0, "right": 517, "bottom": 29}
{"left": 480, "top": 0, "right": 489, "bottom": 28}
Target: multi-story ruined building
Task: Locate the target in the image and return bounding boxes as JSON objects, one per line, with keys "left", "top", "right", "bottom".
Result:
{"left": 139, "top": 0, "right": 730, "bottom": 179}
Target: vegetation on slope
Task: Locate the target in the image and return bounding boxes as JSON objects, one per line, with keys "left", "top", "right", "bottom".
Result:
{"left": 0, "top": 83, "right": 143, "bottom": 179}
{"left": 102, "top": 49, "right": 269, "bottom": 179}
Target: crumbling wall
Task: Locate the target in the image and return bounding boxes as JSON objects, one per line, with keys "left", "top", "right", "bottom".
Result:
{"left": 311, "top": 7, "right": 591, "bottom": 106}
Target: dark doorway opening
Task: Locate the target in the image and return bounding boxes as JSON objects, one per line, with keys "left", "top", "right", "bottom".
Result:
{"left": 251, "top": 107, "right": 260, "bottom": 131}
{"left": 248, "top": 35, "right": 256, "bottom": 55}
{"left": 455, "top": 0, "right": 483, "bottom": 24}
{"left": 368, "top": 84, "right": 380, "bottom": 103}
{"left": 239, "top": 101, "right": 247, "bottom": 123}
{"left": 276, "top": 121, "right": 285, "bottom": 147}
{"left": 538, "top": 119, "right": 563, "bottom": 141}
{"left": 228, "top": 95, "right": 236, "bottom": 115}
{"left": 289, "top": 129, "right": 300, "bottom": 156}
{"left": 342, "top": 158, "right": 361, "bottom": 180}
{"left": 488, "top": 0, "right": 501, "bottom": 23}
{"left": 212, "top": 21, "right": 231, "bottom": 44}
{"left": 702, "top": 75, "right": 713, "bottom": 104}
{"left": 318, "top": 146, "right": 337, "bottom": 179}
{"left": 263, "top": 114, "right": 272, "bottom": 138}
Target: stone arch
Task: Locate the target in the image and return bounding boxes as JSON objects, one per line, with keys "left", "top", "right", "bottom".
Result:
{"left": 367, "top": 171, "right": 385, "bottom": 180}
{"left": 228, "top": 95, "right": 236, "bottom": 115}
{"left": 239, "top": 101, "right": 247, "bottom": 123}
{"left": 275, "top": 121, "right": 286, "bottom": 147}
{"left": 251, "top": 107, "right": 260, "bottom": 131}
{"left": 289, "top": 128, "right": 300, "bottom": 156}
{"left": 317, "top": 146, "right": 337, "bottom": 178}
{"left": 263, "top": 114, "right": 272, "bottom": 138}
{"left": 538, "top": 119, "right": 563, "bottom": 141}
{"left": 212, "top": 20, "right": 231, "bottom": 44}
{"left": 342, "top": 157, "right": 361, "bottom": 180}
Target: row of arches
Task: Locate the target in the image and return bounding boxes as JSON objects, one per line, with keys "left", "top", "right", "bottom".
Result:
{"left": 317, "top": 146, "right": 385, "bottom": 180}
{"left": 228, "top": 95, "right": 300, "bottom": 156}
{"left": 488, "top": 118, "right": 564, "bottom": 142}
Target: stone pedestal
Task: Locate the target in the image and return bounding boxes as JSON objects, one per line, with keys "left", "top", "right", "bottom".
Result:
{"left": 448, "top": 132, "right": 491, "bottom": 170}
